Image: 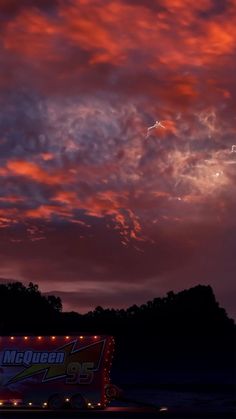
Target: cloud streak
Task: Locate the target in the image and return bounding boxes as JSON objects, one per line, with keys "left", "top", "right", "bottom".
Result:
{"left": 0, "top": 0, "right": 236, "bottom": 317}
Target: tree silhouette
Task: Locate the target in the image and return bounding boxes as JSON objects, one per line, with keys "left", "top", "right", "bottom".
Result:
{"left": 0, "top": 282, "right": 234, "bottom": 371}
{"left": 0, "top": 281, "right": 62, "bottom": 335}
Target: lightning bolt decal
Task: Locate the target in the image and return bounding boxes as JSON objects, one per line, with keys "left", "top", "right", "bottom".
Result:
{"left": 8, "top": 339, "right": 105, "bottom": 384}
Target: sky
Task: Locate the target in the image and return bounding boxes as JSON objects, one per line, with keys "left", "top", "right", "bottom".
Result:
{"left": 0, "top": 0, "right": 236, "bottom": 318}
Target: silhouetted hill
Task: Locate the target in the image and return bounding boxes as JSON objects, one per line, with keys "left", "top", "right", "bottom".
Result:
{"left": 59, "top": 284, "right": 235, "bottom": 373}
{"left": 0, "top": 282, "right": 234, "bottom": 336}
{"left": 0, "top": 281, "right": 62, "bottom": 334}
{"left": 61, "top": 285, "right": 234, "bottom": 337}
{"left": 0, "top": 282, "right": 235, "bottom": 374}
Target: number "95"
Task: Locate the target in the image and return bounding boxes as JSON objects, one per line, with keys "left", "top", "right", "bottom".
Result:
{"left": 66, "top": 362, "right": 95, "bottom": 384}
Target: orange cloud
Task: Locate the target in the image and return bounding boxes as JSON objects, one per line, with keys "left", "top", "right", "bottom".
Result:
{"left": 0, "top": 0, "right": 235, "bottom": 115}
{"left": 2, "top": 0, "right": 235, "bottom": 71}
{"left": 25, "top": 205, "right": 72, "bottom": 220}
{"left": 40, "top": 153, "right": 54, "bottom": 161}
{"left": 3, "top": 9, "right": 61, "bottom": 60}
{"left": 52, "top": 189, "right": 144, "bottom": 244}
{"left": 53, "top": 191, "right": 78, "bottom": 205}
{"left": 7, "top": 160, "right": 71, "bottom": 186}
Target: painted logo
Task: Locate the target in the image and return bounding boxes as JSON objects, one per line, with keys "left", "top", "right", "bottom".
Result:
{"left": 2, "top": 340, "right": 105, "bottom": 385}
{"left": 3, "top": 350, "right": 64, "bottom": 365}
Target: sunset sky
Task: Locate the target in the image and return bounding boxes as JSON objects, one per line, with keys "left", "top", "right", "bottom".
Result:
{"left": 0, "top": 0, "right": 236, "bottom": 317}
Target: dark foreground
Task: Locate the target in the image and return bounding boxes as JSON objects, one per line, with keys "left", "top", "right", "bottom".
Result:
{"left": 0, "top": 406, "right": 235, "bottom": 419}
{"left": 0, "top": 383, "right": 235, "bottom": 419}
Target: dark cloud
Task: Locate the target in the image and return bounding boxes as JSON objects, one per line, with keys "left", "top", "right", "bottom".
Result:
{"left": 0, "top": 0, "right": 59, "bottom": 17}
{"left": 0, "top": 0, "right": 236, "bottom": 318}
{"left": 198, "top": 0, "right": 230, "bottom": 18}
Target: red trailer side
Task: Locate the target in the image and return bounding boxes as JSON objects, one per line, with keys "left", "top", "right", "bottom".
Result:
{"left": 0, "top": 335, "right": 114, "bottom": 409}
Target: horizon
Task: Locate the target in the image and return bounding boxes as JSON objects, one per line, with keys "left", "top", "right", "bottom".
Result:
{"left": 0, "top": 0, "right": 236, "bottom": 321}
{"left": 45, "top": 284, "right": 233, "bottom": 319}
{"left": 45, "top": 283, "right": 235, "bottom": 322}
{"left": 1, "top": 280, "right": 234, "bottom": 323}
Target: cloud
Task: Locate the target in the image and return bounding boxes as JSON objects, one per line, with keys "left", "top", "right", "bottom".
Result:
{"left": 0, "top": 0, "right": 236, "bottom": 317}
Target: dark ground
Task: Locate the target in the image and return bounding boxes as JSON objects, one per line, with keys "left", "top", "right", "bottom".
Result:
{"left": 0, "top": 406, "right": 235, "bottom": 419}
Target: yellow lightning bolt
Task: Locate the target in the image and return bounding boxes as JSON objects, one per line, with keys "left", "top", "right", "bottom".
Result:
{"left": 8, "top": 340, "right": 105, "bottom": 384}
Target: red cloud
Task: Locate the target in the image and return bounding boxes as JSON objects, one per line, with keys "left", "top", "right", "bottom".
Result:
{"left": 0, "top": 0, "right": 236, "bottom": 315}
{"left": 2, "top": 0, "right": 235, "bottom": 74}
{"left": 6, "top": 160, "right": 71, "bottom": 186}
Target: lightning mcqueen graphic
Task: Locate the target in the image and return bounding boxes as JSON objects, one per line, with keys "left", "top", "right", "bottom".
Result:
{"left": 0, "top": 336, "right": 117, "bottom": 409}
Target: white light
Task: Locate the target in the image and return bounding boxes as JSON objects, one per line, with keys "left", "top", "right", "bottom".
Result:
{"left": 28, "top": 402, "right": 32, "bottom": 406}
{"left": 43, "top": 402, "right": 47, "bottom": 406}
{"left": 88, "top": 402, "right": 92, "bottom": 406}
{"left": 159, "top": 406, "right": 168, "bottom": 412}
{"left": 65, "top": 398, "right": 69, "bottom": 402}
{"left": 146, "top": 120, "right": 166, "bottom": 138}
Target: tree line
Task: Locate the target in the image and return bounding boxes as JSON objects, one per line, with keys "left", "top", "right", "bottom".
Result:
{"left": 0, "top": 281, "right": 234, "bottom": 370}
{"left": 0, "top": 281, "right": 234, "bottom": 336}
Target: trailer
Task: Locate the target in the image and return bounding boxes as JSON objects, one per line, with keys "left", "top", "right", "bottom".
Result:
{"left": 0, "top": 335, "right": 116, "bottom": 410}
